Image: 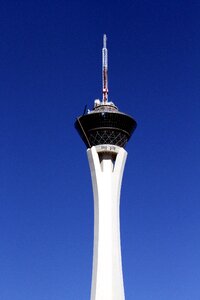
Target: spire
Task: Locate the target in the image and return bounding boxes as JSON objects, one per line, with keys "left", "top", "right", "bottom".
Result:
{"left": 102, "top": 34, "right": 108, "bottom": 103}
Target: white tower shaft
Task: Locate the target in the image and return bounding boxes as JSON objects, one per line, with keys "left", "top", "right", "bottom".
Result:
{"left": 87, "top": 145, "right": 127, "bottom": 300}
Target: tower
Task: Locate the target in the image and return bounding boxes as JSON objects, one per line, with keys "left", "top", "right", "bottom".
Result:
{"left": 75, "top": 35, "right": 137, "bottom": 300}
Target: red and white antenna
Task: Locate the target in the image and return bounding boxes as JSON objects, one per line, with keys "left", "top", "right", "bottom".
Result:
{"left": 102, "top": 34, "right": 108, "bottom": 103}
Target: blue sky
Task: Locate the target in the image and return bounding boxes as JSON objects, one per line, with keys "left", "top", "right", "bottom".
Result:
{"left": 0, "top": 0, "right": 200, "bottom": 299}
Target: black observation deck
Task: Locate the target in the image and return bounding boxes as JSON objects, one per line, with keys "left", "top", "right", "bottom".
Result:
{"left": 75, "top": 102, "right": 137, "bottom": 148}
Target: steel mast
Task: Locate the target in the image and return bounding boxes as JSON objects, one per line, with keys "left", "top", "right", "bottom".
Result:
{"left": 102, "top": 34, "right": 108, "bottom": 103}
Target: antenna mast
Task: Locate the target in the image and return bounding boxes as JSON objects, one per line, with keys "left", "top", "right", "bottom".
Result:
{"left": 102, "top": 34, "right": 108, "bottom": 103}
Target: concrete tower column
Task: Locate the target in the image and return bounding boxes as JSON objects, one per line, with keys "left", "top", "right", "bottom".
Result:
{"left": 87, "top": 145, "right": 127, "bottom": 300}
{"left": 75, "top": 35, "right": 137, "bottom": 299}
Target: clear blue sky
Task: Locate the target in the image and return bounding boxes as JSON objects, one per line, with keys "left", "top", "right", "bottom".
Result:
{"left": 0, "top": 0, "right": 200, "bottom": 299}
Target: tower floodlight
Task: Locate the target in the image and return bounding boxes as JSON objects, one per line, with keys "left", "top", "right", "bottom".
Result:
{"left": 75, "top": 35, "right": 137, "bottom": 300}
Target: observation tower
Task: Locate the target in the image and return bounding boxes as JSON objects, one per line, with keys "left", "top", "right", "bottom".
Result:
{"left": 75, "top": 35, "right": 137, "bottom": 300}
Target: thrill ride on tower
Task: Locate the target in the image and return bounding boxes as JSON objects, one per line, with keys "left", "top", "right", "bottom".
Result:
{"left": 75, "top": 35, "right": 137, "bottom": 300}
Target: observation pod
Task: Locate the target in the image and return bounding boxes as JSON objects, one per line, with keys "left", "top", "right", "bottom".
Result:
{"left": 75, "top": 35, "right": 137, "bottom": 300}
{"left": 75, "top": 102, "right": 137, "bottom": 148}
